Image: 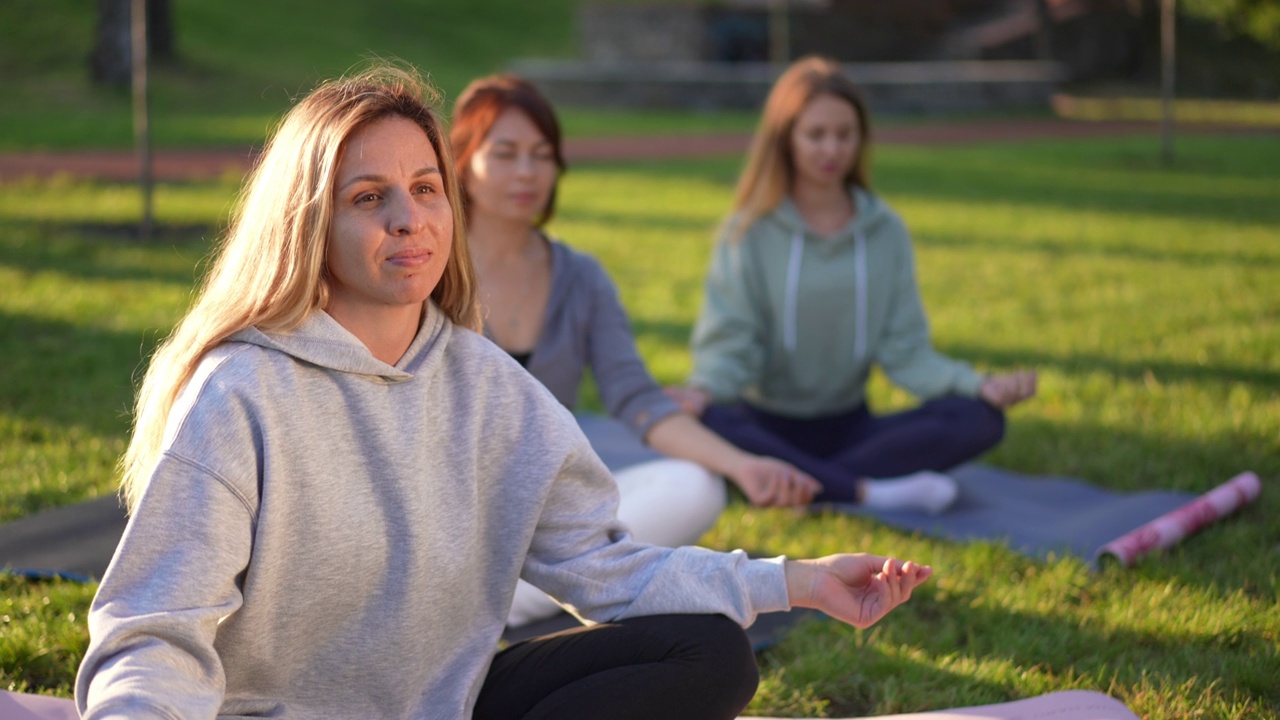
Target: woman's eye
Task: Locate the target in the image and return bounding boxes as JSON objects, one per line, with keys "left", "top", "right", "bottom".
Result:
{"left": 355, "top": 192, "right": 379, "bottom": 204}
{"left": 414, "top": 184, "right": 436, "bottom": 195}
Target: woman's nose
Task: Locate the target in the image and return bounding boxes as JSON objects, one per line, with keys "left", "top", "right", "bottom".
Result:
{"left": 388, "top": 191, "right": 424, "bottom": 235}
{"left": 514, "top": 153, "right": 537, "bottom": 177}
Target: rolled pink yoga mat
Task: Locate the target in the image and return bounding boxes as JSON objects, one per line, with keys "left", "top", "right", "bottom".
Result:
{"left": 1097, "top": 471, "right": 1262, "bottom": 567}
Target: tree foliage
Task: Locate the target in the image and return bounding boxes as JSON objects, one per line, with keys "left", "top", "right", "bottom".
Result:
{"left": 1182, "top": 0, "right": 1280, "bottom": 49}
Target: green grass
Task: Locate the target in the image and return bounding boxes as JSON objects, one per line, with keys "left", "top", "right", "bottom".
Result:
{"left": 0, "top": 0, "right": 771, "bottom": 150}
{"left": 3, "top": 133, "right": 1277, "bottom": 715}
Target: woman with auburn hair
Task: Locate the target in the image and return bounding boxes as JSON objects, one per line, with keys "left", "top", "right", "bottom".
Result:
{"left": 451, "top": 74, "right": 823, "bottom": 630}
{"left": 670, "top": 56, "right": 1037, "bottom": 514}
{"left": 75, "top": 63, "right": 934, "bottom": 720}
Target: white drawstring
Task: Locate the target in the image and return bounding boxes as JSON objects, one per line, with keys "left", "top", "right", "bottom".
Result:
{"left": 853, "top": 231, "right": 868, "bottom": 362}
{"left": 783, "top": 230, "right": 804, "bottom": 352}
{"left": 783, "top": 228, "right": 868, "bottom": 362}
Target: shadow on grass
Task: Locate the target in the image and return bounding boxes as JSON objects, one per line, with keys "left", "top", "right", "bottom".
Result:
{"left": 576, "top": 137, "right": 1280, "bottom": 232}
{"left": 556, "top": 206, "right": 719, "bottom": 234}
{"left": 879, "top": 163, "right": 1280, "bottom": 230}
{"left": 0, "top": 220, "right": 213, "bottom": 286}
{"left": 0, "top": 310, "right": 153, "bottom": 439}
{"left": 628, "top": 316, "right": 696, "bottom": 350}
{"left": 942, "top": 342, "right": 1280, "bottom": 392}
{"left": 756, "top": 620, "right": 1011, "bottom": 716}
{"left": 915, "top": 228, "right": 1280, "bottom": 269}
{"left": 869, "top": 586, "right": 1280, "bottom": 712}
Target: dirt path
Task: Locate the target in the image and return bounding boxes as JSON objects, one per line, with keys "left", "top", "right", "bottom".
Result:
{"left": 0, "top": 118, "right": 1269, "bottom": 183}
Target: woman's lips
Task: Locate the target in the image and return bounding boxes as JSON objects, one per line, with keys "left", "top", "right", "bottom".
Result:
{"left": 387, "top": 248, "right": 433, "bottom": 267}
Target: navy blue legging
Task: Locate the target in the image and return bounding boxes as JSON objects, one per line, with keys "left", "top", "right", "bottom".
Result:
{"left": 701, "top": 396, "right": 1005, "bottom": 503}
{"left": 475, "top": 614, "right": 758, "bottom": 720}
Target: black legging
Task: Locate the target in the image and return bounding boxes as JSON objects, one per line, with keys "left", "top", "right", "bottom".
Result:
{"left": 474, "top": 614, "right": 759, "bottom": 720}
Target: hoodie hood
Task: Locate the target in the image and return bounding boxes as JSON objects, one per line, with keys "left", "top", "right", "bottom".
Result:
{"left": 767, "top": 186, "right": 892, "bottom": 247}
{"left": 228, "top": 303, "right": 446, "bottom": 382}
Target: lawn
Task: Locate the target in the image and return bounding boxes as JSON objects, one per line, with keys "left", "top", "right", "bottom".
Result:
{"left": 0, "top": 0, "right": 770, "bottom": 151}
{"left": 2, "top": 132, "right": 1277, "bottom": 717}
{"left": 2, "top": 0, "right": 1278, "bottom": 715}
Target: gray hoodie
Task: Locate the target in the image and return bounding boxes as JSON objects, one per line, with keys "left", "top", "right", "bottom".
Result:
{"left": 690, "top": 187, "right": 983, "bottom": 418}
{"left": 76, "top": 304, "right": 789, "bottom": 720}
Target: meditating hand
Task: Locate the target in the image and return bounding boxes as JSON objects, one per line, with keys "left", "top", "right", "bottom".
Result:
{"left": 979, "top": 370, "right": 1037, "bottom": 409}
{"left": 731, "top": 455, "right": 823, "bottom": 507}
{"left": 785, "top": 554, "right": 932, "bottom": 629}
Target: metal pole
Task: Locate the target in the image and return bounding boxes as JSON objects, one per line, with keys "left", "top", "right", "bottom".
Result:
{"left": 1160, "top": 0, "right": 1175, "bottom": 166}
{"left": 770, "top": 0, "right": 790, "bottom": 68}
{"left": 131, "top": 0, "right": 153, "bottom": 240}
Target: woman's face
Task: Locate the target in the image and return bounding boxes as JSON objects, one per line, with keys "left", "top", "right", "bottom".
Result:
{"left": 464, "top": 107, "right": 557, "bottom": 226}
{"left": 326, "top": 115, "right": 453, "bottom": 321}
{"left": 789, "top": 93, "right": 860, "bottom": 191}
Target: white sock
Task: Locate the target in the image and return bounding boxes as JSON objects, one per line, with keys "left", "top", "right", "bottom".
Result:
{"left": 861, "top": 471, "right": 958, "bottom": 515}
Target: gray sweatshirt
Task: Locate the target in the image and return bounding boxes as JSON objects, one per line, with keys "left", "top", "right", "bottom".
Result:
{"left": 504, "top": 238, "right": 683, "bottom": 437}
{"left": 76, "top": 304, "right": 789, "bottom": 720}
{"left": 691, "top": 187, "right": 983, "bottom": 418}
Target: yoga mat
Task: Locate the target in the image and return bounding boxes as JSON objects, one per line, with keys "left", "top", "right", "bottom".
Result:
{"left": 1097, "top": 471, "right": 1261, "bottom": 566}
{"left": 0, "top": 495, "right": 127, "bottom": 582}
{"left": 740, "top": 689, "right": 1138, "bottom": 719}
{"left": 822, "top": 466, "right": 1264, "bottom": 567}
{"left": 575, "top": 415, "right": 1260, "bottom": 567}
{"left": 0, "top": 691, "right": 79, "bottom": 720}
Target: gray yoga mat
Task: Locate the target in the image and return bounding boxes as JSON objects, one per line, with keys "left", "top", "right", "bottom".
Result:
{"left": 575, "top": 413, "right": 1198, "bottom": 565}
{"left": 0, "top": 495, "right": 127, "bottom": 582}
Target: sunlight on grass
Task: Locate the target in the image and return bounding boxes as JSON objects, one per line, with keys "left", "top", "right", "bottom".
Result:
{"left": 1053, "top": 93, "right": 1280, "bottom": 127}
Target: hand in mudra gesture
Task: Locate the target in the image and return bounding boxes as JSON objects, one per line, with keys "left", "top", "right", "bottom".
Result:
{"left": 979, "top": 370, "right": 1037, "bottom": 409}
{"left": 786, "top": 554, "right": 932, "bottom": 629}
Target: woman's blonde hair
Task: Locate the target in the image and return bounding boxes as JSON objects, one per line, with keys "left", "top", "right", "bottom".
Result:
{"left": 119, "top": 63, "right": 480, "bottom": 512}
{"left": 726, "top": 55, "right": 872, "bottom": 242}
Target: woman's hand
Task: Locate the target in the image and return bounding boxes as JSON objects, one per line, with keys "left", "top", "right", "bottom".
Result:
{"left": 730, "top": 456, "right": 822, "bottom": 507}
{"left": 664, "top": 385, "right": 712, "bottom": 416}
{"left": 979, "top": 370, "right": 1037, "bottom": 409}
{"left": 785, "top": 554, "right": 932, "bottom": 629}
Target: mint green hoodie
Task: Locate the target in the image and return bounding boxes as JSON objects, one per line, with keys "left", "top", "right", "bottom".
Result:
{"left": 690, "top": 187, "right": 983, "bottom": 418}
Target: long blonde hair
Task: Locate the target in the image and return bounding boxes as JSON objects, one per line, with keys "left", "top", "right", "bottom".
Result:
{"left": 120, "top": 64, "right": 480, "bottom": 512}
{"left": 726, "top": 55, "right": 872, "bottom": 242}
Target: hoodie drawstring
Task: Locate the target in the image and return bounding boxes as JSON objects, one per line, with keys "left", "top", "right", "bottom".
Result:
{"left": 783, "top": 229, "right": 869, "bottom": 363}
{"left": 783, "top": 231, "right": 804, "bottom": 352}
{"left": 853, "top": 231, "right": 868, "bottom": 362}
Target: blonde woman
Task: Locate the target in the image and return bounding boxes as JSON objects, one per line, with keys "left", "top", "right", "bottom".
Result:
{"left": 672, "top": 56, "right": 1036, "bottom": 515}
{"left": 451, "top": 75, "right": 824, "bottom": 630}
{"left": 75, "top": 64, "right": 934, "bottom": 720}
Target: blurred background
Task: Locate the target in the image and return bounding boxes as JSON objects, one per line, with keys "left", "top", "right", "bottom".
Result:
{"left": 2, "top": 0, "right": 1279, "bottom": 151}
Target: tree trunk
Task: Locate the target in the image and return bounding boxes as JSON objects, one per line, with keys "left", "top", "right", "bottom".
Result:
{"left": 90, "top": 0, "right": 174, "bottom": 85}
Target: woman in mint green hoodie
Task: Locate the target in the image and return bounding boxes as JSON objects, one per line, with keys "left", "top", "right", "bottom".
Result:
{"left": 671, "top": 57, "right": 1037, "bottom": 514}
